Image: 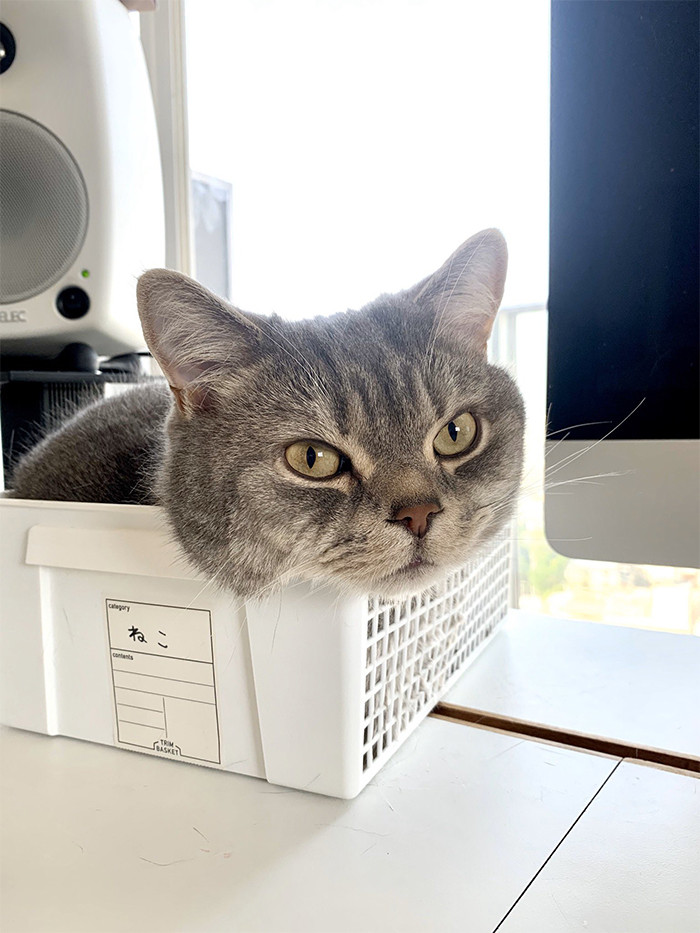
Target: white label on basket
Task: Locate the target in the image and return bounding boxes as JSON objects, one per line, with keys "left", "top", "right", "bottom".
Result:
{"left": 105, "top": 599, "right": 221, "bottom": 765}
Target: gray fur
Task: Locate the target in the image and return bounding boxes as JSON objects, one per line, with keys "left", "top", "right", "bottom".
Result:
{"left": 10, "top": 384, "right": 169, "bottom": 505}
{"left": 11, "top": 230, "right": 525, "bottom": 599}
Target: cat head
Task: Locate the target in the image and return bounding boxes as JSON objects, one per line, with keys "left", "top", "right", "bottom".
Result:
{"left": 137, "top": 229, "right": 524, "bottom": 600}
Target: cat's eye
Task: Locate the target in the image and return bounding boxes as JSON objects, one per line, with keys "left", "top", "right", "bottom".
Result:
{"left": 285, "top": 441, "right": 343, "bottom": 479}
{"left": 433, "top": 412, "right": 478, "bottom": 457}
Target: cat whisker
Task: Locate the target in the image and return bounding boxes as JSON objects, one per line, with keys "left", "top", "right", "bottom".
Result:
{"left": 183, "top": 560, "right": 232, "bottom": 611}
{"left": 544, "top": 470, "right": 631, "bottom": 490}
{"left": 545, "top": 419, "right": 613, "bottom": 437}
{"left": 543, "top": 431, "right": 571, "bottom": 461}
{"left": 247, "top": 556, "right": 323, "bottom": 603}
{"left": 544, "top": 398, "right": 646, "bottom": 480}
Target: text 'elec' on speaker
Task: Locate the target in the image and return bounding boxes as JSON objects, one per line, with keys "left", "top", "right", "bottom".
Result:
{"left": 0, "top": 0, "right": 165, "bottom": 359}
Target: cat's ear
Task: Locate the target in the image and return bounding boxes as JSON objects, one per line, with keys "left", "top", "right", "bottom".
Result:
{"left": 137, "top": 269, "right": 265, "bottom": 415}
{"left": 409, "top": 228, "right": 508, "bottom": 354}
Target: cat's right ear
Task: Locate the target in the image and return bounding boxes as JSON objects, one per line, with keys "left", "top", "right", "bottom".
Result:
{"left": 137, "top": 269, "right": 265, "bottom": 416}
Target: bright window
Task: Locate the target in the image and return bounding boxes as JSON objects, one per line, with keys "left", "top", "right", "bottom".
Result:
{"left": 185, "top": 0, "right": 549, "bottom": 315}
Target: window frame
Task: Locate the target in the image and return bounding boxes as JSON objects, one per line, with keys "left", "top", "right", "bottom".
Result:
{"left": 139, "top": 0, "right": 193, "bottom": 276}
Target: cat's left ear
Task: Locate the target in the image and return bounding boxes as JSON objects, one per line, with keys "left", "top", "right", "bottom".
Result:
{"left": 409, "top": 228, "right": 508, "bottom": 354}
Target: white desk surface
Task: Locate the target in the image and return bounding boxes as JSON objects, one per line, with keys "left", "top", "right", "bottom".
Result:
{"left": 444, "top": 611, "right": 700, "bottom": 761}
{"left": 499, "top": 760, "right": 700, "bottom": 933}
{"left": 0, "top": 720, "right": 615, "bottom": 933}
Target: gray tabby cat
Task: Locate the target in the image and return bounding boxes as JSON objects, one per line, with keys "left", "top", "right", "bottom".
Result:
{"left": 11, "top": 229, "right": 525, "bottom": 598}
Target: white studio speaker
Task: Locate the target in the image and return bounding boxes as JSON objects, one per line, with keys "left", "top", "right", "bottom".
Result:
{"left": 0, "top": 0, "right": 165, "bottom": 359}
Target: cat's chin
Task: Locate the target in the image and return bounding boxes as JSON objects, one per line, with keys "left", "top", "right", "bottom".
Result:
{"left": 306, "top": 559, "right": 441, "bottom": 601}
{"left": 366, "top": 558, "right": 443, "bottom": 599}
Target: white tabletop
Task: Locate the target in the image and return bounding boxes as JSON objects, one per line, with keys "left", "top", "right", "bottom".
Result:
{"left": 443, "top": 611, "right": 700, "bottom": 762}
{"left": 0, "top": 719, "right": 614, "bottom": 933}
{"left": 499, "top": 760, "right": 700, "bottom": 932}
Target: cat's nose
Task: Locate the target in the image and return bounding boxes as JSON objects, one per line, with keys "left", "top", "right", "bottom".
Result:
{"left": 391, "top": 502, "right": 442, "bottom": 538}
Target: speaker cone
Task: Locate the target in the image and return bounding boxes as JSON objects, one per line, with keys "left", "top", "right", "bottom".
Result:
{"left": 0, "top": 109, "right": 89, "bottom": 304}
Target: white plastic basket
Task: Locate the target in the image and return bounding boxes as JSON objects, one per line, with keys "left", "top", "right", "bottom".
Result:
{"left": 0, "top": 498, "right": 510, "bottom": 798}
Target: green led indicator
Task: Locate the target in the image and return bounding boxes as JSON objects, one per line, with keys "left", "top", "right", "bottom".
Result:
{"left": 81, "top": 269, "right": 90, "bottom": 279}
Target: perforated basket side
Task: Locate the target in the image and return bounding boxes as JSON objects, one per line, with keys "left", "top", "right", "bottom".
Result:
{"left": 359, "top": 533, "right": 511, "bottom": 778}
{"left": 244, "top": 531, "right": 511, "bottom": 799}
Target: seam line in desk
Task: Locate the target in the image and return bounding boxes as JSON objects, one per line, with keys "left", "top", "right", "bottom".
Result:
{"left": 491, "top": 759, "right": 622, "bottom": 932}
{"left": 432, "top": 702, "right": 700, "bottom": 774}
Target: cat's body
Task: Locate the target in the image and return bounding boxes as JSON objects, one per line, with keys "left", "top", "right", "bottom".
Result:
{"left": 11, "top": 383, "right": 170, "bottom": 505}
{"left": 11, "top": 231, "right": 525, "bottom": 599}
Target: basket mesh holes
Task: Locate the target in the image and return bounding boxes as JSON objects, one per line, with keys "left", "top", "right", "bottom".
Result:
{"left": 360, "top": 535, "right": 511, "bottom": 773}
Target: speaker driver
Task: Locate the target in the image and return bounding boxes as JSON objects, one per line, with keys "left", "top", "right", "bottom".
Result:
{"left": 0, "top": 109, "right": 89, "bottom": 304}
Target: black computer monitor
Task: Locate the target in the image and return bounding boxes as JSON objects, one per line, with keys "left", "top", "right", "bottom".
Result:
{"left": 546, "top": 0, "right": 699, "bottom": 568}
